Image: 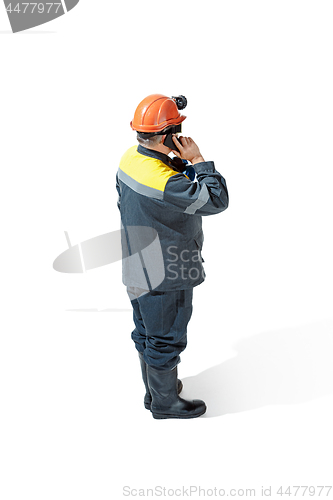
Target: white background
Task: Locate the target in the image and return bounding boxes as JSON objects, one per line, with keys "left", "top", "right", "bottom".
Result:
{"left": 1, "top": 1, "right": 333, "bottom": 499}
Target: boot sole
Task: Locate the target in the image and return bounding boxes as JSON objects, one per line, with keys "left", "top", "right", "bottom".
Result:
{"left": 152, "top": 406, "right": 207, "bottom": 419}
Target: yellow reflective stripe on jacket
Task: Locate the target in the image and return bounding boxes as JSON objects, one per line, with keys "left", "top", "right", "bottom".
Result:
{"left": 118, "top": 146, "right": 179, "bottom": 192}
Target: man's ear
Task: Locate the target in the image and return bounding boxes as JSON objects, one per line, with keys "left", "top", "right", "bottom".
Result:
{"left": 161, "top": 134, "right": 166, "bottom": 144}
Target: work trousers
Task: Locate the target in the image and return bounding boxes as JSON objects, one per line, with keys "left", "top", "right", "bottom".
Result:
{"left": 127, "top": 286, "right": 194, "bottom": 371}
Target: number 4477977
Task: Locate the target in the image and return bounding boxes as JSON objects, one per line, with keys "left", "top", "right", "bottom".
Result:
{"left": 6, "top": 3, "right": 62, "bottom": 14}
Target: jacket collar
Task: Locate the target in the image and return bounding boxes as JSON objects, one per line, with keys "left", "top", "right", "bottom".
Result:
{"left": 137, "top": 145, "right": 173, "bottom": 167}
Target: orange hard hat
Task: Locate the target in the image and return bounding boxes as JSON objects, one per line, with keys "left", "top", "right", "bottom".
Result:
{"left": 130, "top": 94, "right": 187, "bottom": 133}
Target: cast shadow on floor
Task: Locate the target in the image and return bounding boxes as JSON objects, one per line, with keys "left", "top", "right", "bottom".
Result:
{"left": 180, "top": 319, "right": 333, "bottom": 418}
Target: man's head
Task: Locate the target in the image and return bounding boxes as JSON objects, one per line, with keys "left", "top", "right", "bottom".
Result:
{"left": 131, "top": 94, "right": 187, "bottom": 152}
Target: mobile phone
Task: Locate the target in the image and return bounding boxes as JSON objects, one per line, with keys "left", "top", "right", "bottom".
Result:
{"left": 164, "top": 133, "right": 181, "bottom": 152}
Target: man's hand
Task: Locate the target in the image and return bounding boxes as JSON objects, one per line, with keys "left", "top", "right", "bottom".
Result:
{"left": 171, "top": 135, "right": 205, "bottom": 164}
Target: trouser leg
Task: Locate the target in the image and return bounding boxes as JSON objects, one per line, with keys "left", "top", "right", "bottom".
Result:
{"left": 130, "top": 288, "right": 206, "bottom": 420}
{"left": 128, "top": 287, "right": 188, "bottom": 406}
{"left": 136, "top": 288, "right": 193, "bottom": 371}
{"left": 127, "top": 287, "right": 148, "bottom": 354}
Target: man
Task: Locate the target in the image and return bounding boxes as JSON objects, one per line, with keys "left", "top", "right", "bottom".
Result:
{"left": 116, "top": 94, "right": 229, "bottom": 419}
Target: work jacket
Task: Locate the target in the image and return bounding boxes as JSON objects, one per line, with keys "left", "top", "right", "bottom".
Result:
{"left": 116, "top": 145, "right": 228, "bottom": 292}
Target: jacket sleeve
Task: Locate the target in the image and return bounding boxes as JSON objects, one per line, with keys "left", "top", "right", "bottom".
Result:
{"left": 163, "top": 161, "right": 229, "bottom": 216}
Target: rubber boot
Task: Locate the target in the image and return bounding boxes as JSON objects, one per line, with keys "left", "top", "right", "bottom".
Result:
{"left": 138, "top": 352, "right": 183, "bottom": 410}
{"left": 147, "top": 364, "right": 207, "bottom": 419}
